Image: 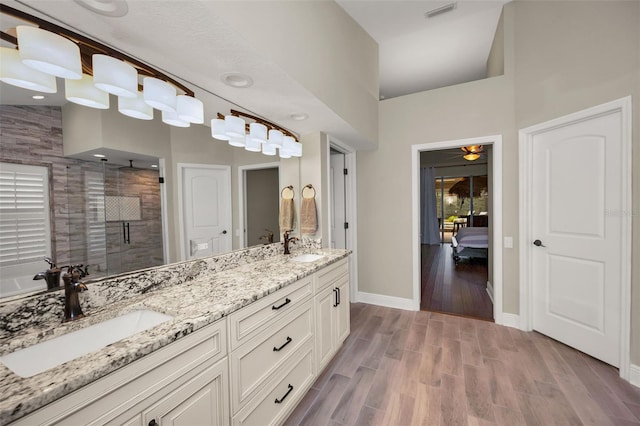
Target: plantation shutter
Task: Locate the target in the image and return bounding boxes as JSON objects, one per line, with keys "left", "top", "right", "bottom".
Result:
{"left": 0, "top": 163, "right": 51, "bottom": 268}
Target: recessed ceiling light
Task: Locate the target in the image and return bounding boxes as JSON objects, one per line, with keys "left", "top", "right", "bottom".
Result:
{"left": 151, "top": 164, "right": 158, "bottom": 168}
{"left": 93, "top": 154, "right": 106, "bottom": 158}
{"left": 221, "top": 72, "right": 253, "bottom": 88}
{"left": 74, "top": 0, "right": 129, "bottom": 17}
{"left": 290, "top": 113, "right": 308, "bottom": 121}
{"left": 32, "top": 95, "right": 45, "bottom": 100}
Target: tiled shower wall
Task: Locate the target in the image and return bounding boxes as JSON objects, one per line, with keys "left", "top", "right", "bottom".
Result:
{"left": 0, "top": 105, "right": 162, "bottom": 276}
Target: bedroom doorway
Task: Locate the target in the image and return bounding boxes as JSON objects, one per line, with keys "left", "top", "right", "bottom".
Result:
{"left": 411, "top": 135, "right": 503, "bottom": 323}
{"left": 420, "top": 153, "right": 492, "bottom": 320}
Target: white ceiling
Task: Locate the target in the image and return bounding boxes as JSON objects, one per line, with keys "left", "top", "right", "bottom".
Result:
{"left": 337, "top": 0, "right": 508, "bottom": 99}
{"left": 1, "top": 0, "right": 507, "bottom": 147}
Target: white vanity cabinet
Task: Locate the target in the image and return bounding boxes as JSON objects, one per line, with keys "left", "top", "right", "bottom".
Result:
{"left": 11, "top": 318, "right": 229, "bottom": 426}
{"left": 228, "top": 276, "right": 316, "bottom": 425}
{"left": 314, "top": 258, "right": 350, "bottom": 372}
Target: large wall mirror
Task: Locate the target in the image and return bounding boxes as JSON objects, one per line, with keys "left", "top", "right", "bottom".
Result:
{"left": 0, "top": 96, "right": 301, "bottom": 300}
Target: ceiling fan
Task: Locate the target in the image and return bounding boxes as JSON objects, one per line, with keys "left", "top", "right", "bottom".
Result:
{"left": 461, "top": 145, "right": 484, "bottom": 161}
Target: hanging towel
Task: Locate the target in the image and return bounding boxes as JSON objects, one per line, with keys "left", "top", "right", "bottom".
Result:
{"left": 279, "top": 198, "right": 295, "bottom": 233}
{"left": 300, "top": 197, "right": 317, "bottom": 235}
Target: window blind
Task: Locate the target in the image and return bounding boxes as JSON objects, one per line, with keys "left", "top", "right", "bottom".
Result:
{"left": 0, "top": 163, "right": 51, "bottom": 268}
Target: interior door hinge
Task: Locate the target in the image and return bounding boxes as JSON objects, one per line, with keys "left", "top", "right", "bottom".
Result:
{"left": 344, "top": 222, "right": 349, "bottom": 229}
{"left": 158, "top": 177, "right": 165, "bottom": 184}
{"left": 344, "top": 168, "right": 348, "bottom": 175}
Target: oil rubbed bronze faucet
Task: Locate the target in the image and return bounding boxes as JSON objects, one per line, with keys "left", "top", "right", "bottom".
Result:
{"left": 62, "top": 266, "right": 88, "bottom": 322}
{"left": 282, "top": 230, "right": 299, "bottom": 255}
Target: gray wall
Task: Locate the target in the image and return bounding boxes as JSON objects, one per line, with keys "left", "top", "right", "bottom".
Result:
{"left": 361, "top": 1, "right": 640, "bottom": 364}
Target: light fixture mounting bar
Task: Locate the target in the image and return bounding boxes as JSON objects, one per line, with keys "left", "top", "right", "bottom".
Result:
{"left": 0, "top": 3, "right": 194, "bottom": 97}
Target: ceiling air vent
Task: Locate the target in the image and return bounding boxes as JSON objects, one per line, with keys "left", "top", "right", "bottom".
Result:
{"left": 424, "top": 2, "right": 457, "bottom": 19}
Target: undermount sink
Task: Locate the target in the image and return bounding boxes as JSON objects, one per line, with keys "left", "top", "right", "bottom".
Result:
{"left": 290, "top": 253, "right": 325, "bottom": 263}
{"left": 0, "top": 309, "right": 174, "bottom": 378}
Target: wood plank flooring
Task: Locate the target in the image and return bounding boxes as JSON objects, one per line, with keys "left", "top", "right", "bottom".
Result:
{"left": 421, "top": 244, "right": 493, "bottom": 321}
{"left": 284, "top": 303, "right": 640, "bottom": 426}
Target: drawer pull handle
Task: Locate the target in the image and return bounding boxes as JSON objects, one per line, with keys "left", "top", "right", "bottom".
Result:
{"left": 333, "top": 288, "right": 338, "bottom": 307}
{"left": 272, "top": 298, "right": 291, "bottom": 310}
{"left": 275, "top": 384, "right": 294, "bottom": 404}
{"left": 337, "top": 287, "right": 341, "bottom": 306}
{"left": 273, "top": 336, "right": 292, "bottom": 352}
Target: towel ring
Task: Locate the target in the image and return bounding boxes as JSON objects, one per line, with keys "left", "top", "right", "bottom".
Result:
{"left": 281, "top": 185, "right": 294, "bottom": 200}
{"left": 302, "top": 184, "right": 316, "bottom": 199}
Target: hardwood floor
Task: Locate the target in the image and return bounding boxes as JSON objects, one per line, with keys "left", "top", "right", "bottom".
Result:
{"left": 421, "top": 244, "right": 493, "bottom": 321}
{"left": 284, "top": 303, "right": 640, "bottom": 426}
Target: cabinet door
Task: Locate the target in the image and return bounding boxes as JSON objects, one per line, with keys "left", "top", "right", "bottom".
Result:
{"left": 314, "top": 284, "right": 336, "bottom": 372}
{"left": 143, "top": 357, "right": 229, "bottom": 426}
{"left": 335, "top": 277, "right": 350, "bottom": 345}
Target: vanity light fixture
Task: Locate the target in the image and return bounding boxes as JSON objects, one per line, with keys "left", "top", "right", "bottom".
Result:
{"left": 0, "top": 4, "right": 198, "bottom": 117}
{"left": 161, "top": 110, "right": 190, "bottom": 128}
{"left": 118, "top": 92, "right": 154, "bottom": 120}
{"left": 212, "top": 110, "right": 302, "bottom": 158}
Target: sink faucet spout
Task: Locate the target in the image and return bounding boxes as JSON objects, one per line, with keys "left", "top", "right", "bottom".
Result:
{"left": 62, "top": 269, "right": 87, "bottom": 322}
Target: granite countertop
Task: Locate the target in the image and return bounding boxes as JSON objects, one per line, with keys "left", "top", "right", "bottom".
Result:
{"left": 0, "top": 248, "right": 350, "bottom": 424}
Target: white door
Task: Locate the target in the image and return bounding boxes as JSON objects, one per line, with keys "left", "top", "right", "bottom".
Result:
{"left": 330, "top": 151, "right": 346, "bottom": 249}
{"left": 180, "top": 165, "right": 231, "bottom": 260}
{"left": 531, "top": 110, "right": 623, "bottom": 367}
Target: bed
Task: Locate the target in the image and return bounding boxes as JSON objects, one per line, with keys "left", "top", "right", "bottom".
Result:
{"left": 451, "top": 227, "right": 488, "bottom": 265}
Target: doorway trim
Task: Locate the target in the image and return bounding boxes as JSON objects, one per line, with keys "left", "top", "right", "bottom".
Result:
{"left": 411, "top": 135, "right": 503, "bottom": 322}
{"left": 518, "top": 96, "right": 632, "bottom": 381}
{"left": 237, "top": 162, "right": 279, "bottom": 248}
{"left": 327, "top": 136, "right": 358, "bottom": 302}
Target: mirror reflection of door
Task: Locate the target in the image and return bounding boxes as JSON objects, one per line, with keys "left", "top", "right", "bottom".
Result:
{"left": 180, "top": 164, "right": 232, "bottom": 260}
{"left": 330, "top": 149, "right": 347, "bottom": 249}
{"left": 244, "top": 167, "right": 280, "bottom": 246}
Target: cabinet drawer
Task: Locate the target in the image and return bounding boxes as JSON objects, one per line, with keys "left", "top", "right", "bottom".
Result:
{"left": 228, "top": 276, "right": 312, "bottom": 351}
{"left": 314, "top": 258, "right": 348, "bottom": 292}
{"left": 232, "top": 340, "right": 315, "bottom": 426}
{"left": 230, "top": 300, "right": 313, "bottom": 412}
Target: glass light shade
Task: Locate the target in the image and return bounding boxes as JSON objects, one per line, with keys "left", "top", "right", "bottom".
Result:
{"left": 268, "top": 129, "right": 283, "bottom": 147}
{"left": 177, "top": 95, "right": 204, "bottom": 123}
{"left": 461, "top": 145, "right": 483, "bottom": 154}
{"left": 118, "top": 92, "right": 153, "bottom": 120}
{"left": 162, "top": 110, "right": 190, "bottom": 127}
{"left": 228, "top": 135, "right": 246, "bottom": 147}
{"left": 463, "top": 153, "right": 480, "bottom": 161}
{"left": 249, "top": 122, "right": 267, "bottom": 144}
{"left": 17, "top": 25, "right": 82, "bottom": 79}
{"left": 279, "top": 148, "right": 292, "bottom": 159}
{"left": 0, "top": 47, "right": 57, "bottom": 93}
{"left": 65, "top": 74, "right": 109, "bottom": 109}
{"left": 143, "top": 77, "right": 177, "bottom": 112}
{"left": 262, "top": 143, "right": 277, "bottom": 156}
{"left": 245, "top": 136, "right": 261, "bottom": 152}
{"left": 290, "top": 141, "right": 303, "bottom": 157}
{"left": 282, "top": 136, "right": 296, "bottom": 154}
{"left": 224, "top": 115, "right": 245, "bottom": 138}
{"left": 211, "top": 118, "right": 229, "bottom": 140}
{"left": 92, "top": 54, "right": 138, "bottom": 98}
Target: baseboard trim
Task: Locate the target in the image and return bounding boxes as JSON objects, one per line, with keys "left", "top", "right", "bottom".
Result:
{"left": 497, "top": 312, "right": 520, "bottom": 329}
{"left": 486, "top": 281, "right": 494, "bottom": 304}
{"left": 356, "top": 291, "right": 418, "bottom": 311}
{"left": 630, "top": 364, "right": 640, "bottom": 388}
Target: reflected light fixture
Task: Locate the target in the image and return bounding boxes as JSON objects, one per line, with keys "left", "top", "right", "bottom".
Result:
{"left": 118, "top": 92, "right": 153, "bottom": 120}
{"left": 0, "top": 47, "right": 57, "bottom": 93}
{"left": 214, "top": 110, "right": 301, "bottom": 158}
{"left": 92, "top": 54, "right": 138, "bottom": 98}
{"left": 161, "top": 109, "right": 190, "bottom": 127}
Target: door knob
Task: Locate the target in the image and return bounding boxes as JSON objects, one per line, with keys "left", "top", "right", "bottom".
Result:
{"left": 221, "top": 230, "right": 227, "bottom": 235}
{"left": 533, "top": 239, "right": 546, "bottom": 247}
